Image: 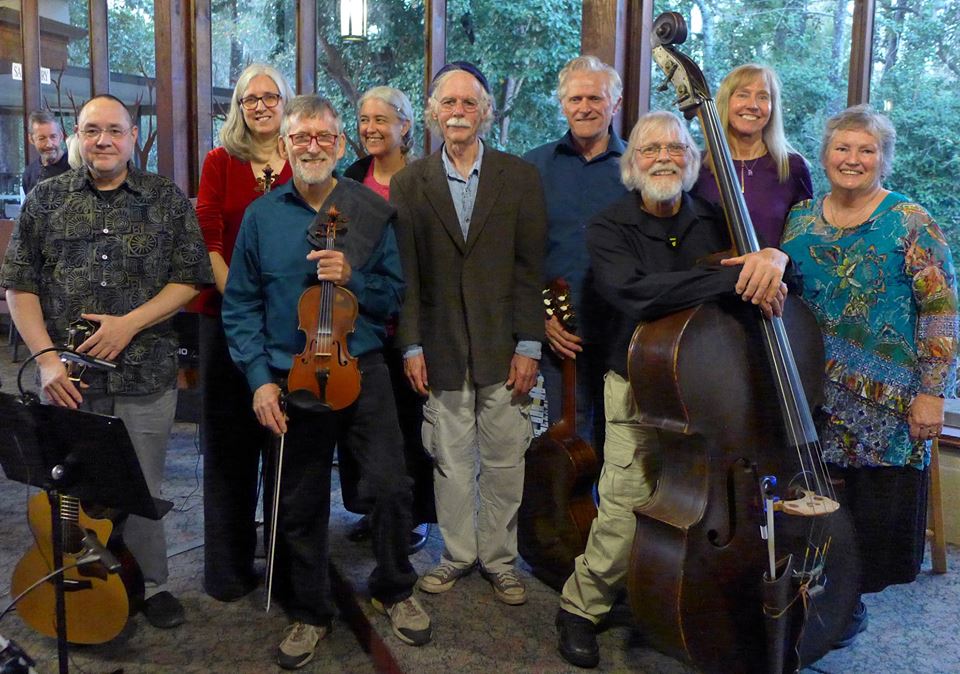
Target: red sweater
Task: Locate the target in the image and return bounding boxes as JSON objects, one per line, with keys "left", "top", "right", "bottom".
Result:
{"left": 189, "top": 146, "right": 292, "bottom": 315}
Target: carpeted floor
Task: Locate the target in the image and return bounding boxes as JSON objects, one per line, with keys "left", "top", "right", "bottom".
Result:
{"left": 1, "top": 339, "right": 959, "bottom": 673}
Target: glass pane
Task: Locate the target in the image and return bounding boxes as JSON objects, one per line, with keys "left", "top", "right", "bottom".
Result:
{"left": 317, "top": 0, "right": 426, "bottom": 166}
{"left": 650, "top": 0, "right": 853, "bottom": 197}
{"left": 869, "top": 0, "right": 960, "bottom": 252}
{"left": 210, "top": 0, "right": 297, "bottom": 147}
{"left": 444, "top": 0, "right": 581, "bottom": 155}
{"left": 108, "top": 0, "right": 157, "bottom": 171}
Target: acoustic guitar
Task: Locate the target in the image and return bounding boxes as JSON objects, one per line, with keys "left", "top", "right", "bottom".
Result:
{"left": 11, "top": 493, "right": 144, "bottom": 644}
{"left": 9, "top": 318, "right": 144, "bottom": 644}
{"left": 518, "top": 279, "right": 600, "bottom": 590}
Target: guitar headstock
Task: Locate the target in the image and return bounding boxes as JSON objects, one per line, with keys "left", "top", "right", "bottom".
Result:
{"left": 63, "top": 318, "right": 97, "bottom": 383}
{"left": 543, "top": 278, "right": 577, "bottom": 334}
{"left": 651, "top": 12, "right": 712, "bottom": 119}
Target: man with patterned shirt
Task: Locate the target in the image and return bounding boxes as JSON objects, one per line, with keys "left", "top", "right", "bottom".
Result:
{"left": 0, "top": 94, "right": 213, "bottom": 629}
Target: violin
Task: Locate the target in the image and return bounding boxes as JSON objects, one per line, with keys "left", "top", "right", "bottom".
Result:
{"left": 287, "top": 206, "right": 362, "bottom": 412}
{"left": 10, "top": 318, "right": 144, "bottom": 644}
{"left": 624, "top": 13, "right": 860, "bottom": 673}
{"left": 518, "top": 279, "right": 599, "bottom": 590}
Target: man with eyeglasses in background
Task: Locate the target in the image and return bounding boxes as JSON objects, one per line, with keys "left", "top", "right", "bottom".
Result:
{"left": 20, "top": 109, "right": 70, "bottom": 201}
{"left": 553, "top": 110, "right": 791, "bottom": 669}
{"left": 1, "top": 94, "right": 213, "bottom": 631}
{"left": 392, "top": 62, "right": 546, "bottom": 607}
{"left": 222, "top": 94, "right": 431, "bottom": 669}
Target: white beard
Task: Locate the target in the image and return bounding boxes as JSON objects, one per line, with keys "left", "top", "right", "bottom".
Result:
{"left": 637, "top": 169, "right": 683, "bottom": 202}
{"left": 292, "top": 155, "right": 334, "bottom": 185}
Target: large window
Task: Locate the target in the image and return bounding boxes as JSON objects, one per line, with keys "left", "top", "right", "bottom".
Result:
{"left": 316, "top": 0, "right": 426, "bottom": 165}
{"left": 649, "top": 0, "right": 854, "bottom": 197}
{"left": 0, "top": 2, "right": 25, "bottom": 213}
{"left": 869, "top": 0, "right": 960, "bottom": 252}
{"left": 210, "top": 0, "right": 297, "bottom": 147}
{"left": 444, "top": 0, "right": 581, "bottom": 155}
{"left": 108, "top": 0, "right": 157, "bottom": 171}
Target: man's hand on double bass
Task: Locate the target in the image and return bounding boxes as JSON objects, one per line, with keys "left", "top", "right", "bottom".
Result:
{"left": 721, "top": 247, "right": 789, "bottom": 319}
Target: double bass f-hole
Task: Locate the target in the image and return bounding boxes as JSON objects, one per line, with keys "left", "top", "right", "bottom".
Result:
{"left": 286, "top": 206, "right": 362, "bottom": 413}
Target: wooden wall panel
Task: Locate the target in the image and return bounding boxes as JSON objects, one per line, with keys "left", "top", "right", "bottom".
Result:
{"left": 424, "top": 0, "right": 446, "bottom": 154}
{"left": 297, "top": 0, "right": 317, "bottom": 94}
{"left": 155, "top": 0, "right": 192, "bottom": 191}
{"left": 89, "top": 0, "right": 109, "bottom": 95}
{"left": 21, "top": 0, "right": 42, "bottom": 164}
{"left": 193, "top": 0, "right": 212, "bottom": 194}
{"left": 848, "top": 0, "right": 876, "bottom": 105}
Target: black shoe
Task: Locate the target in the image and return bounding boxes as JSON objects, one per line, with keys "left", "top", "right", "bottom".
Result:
{"left": 204, "top": 576, "right": 259, "bottom": 602}
{"left": 348, "top": 515, "right": 372, "bottom": 543}
{"left": 408, "top": 523, "right": 429, "bottom": 554}
{"left": 556, "top": 609, "right": 599, "bottom": 668}
{"left": 832, "top": 600, "right": 868, "bottom": 649}
{"left": 143, "top": 591, "right": 185, "bottom": 629}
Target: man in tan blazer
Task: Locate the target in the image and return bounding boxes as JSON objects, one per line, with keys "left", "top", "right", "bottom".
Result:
{"left": 392, "top": 62, "right": 546, "bottom": 606}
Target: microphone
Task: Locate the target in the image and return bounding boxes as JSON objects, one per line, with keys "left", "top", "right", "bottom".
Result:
{"left": 60, "top": 350, "right": 118, "bottom": 371}
{"left": 79, "top": 532, "right": 121, "bottom": 573}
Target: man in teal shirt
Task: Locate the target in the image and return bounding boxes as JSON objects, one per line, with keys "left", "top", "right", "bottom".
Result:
{"left": 222, "top": 94, "right": 430, "bottom": 669}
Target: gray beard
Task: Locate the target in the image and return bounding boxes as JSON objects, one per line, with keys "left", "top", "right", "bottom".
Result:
{"left": 637, "top": 171, "right": 683, "bottom": 202}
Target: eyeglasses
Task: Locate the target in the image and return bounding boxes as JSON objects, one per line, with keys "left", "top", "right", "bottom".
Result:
{"left": 439, "top": 97, "right": 479, "bottom": 113}
{"left": 79, "top": 127, "right": 131, "bottom": 140}
{"left": 239, "top": 93, "right": 282, "bottom": 110}
{"left": 636, "top": 143, "right": 688, "bottom": 158}
{"left": 287, "top": 132, "right": 339, "bottom": 148}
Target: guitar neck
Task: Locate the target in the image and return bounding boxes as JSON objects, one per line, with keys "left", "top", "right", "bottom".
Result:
{"left": 560, "top": 356, "right": 578, "bottom": 433}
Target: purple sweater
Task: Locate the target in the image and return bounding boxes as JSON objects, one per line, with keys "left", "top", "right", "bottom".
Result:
{"left": 692, "top": 152, "right": 812, "bottom": 246}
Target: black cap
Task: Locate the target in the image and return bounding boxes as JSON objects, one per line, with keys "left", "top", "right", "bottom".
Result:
{"left": 432, "top": 61, "right": 491, "bottom": 94}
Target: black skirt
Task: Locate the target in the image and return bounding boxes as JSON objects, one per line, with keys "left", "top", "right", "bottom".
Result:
{"left": 830, "top": 462, "right": 929, "bottom": 594}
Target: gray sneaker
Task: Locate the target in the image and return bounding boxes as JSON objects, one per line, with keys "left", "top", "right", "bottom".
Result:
{"left": 485, "top": 568, "right": 526, "bottom": 605}
{"left": 372, "top": 595, "right": 433, "bottom": 646}
{"left": 418, "top": 562, "right": 472, "bottom": 593}
{"left": 277, "top": 622, "right": 327, "bottom": 670}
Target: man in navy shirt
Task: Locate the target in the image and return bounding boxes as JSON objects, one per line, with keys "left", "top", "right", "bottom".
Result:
{"left": 223, "top": 95, "right": 430, "bottom": 669}
{"left": 524, "top": 56, "right": 628, "bottom": 451}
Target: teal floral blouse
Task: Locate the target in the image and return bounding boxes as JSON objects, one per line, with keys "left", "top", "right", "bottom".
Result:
{"left": 781, "top": 192, "right": 959, "bottom": 469}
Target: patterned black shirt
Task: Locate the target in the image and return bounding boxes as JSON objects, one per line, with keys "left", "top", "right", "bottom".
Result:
{"left": 0, "top": 165, "right": 214, "bottom": 395}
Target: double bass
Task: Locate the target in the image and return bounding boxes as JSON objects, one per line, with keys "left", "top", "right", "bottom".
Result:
{"left": 626, "top": 13, "right": 860, "bottom": 673}
{"left": 518, "top": 279, "right": 599, "bottom": 590}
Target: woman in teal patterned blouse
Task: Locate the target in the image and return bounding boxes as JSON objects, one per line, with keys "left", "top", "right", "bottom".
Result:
{"left": 781, "top": 104, "right": 958, "bottom": 646}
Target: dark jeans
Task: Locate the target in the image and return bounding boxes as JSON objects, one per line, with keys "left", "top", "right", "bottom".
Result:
{"left": 539, "top": 343, "right": 606, "bottom": 456}
{"left": 339, "top": 346, "right": 436, "bottom": 524}
{"left": 273, "top": 354, "right": 417, "bottom": 625}
{"left": 200, "top": 314, "right": 270, "bottom": 599}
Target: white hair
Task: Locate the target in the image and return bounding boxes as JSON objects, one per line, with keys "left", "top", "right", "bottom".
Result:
{"left": 358, "top": 86, "right": 416, "bottom": 156}
{"left": 620, "top": 111, "right": 700, "bottom": 192}
{"left": 219, "top": 63, "right": 295, "bottom": 161}
{"left": 557, "top": 55, "right": 622, "bottom": 103}
{"left": 425, "top": 69, "right": 494, "bottom": 137}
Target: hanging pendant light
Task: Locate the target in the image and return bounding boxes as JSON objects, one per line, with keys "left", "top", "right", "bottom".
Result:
{"left": 340, "top": 0, "right": 368, "bottom": 42}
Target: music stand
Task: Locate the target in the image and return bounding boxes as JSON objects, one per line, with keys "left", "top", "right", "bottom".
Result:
{"left": 0, "top": 392, "right": 172, "bottom": 674}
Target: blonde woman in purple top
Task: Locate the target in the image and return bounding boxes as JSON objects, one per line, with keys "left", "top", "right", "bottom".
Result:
{"left": 693, "top": 63, "right": 812, "bottom": 245}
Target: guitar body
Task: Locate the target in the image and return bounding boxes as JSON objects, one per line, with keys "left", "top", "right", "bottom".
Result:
{"left": 518, "top": 279, "right": 600, "bottom": 590}
{"left": 11, "top": 493, "right": 144, "bottom": 645}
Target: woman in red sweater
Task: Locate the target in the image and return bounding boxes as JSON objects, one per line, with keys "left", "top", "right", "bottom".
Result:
{"left": 195, "top": 63, "right": 294, "bottom": 601}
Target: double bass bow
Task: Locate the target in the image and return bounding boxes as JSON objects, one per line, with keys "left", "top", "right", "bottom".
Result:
{"left": 625, "top": 13, "right": 860, "bottom": 673}
{"left": 286, "top": 206, "right": 361, "bottom": 412}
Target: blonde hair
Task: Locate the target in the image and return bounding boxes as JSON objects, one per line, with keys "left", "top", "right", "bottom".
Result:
{"left": 358, "top": 86, "right": 416, "bottom": 156}
{"left": 716, "top": 64, "right": 800, "bottom": 183}
{"left": 219, "top": 63, "right": 294, "bottom": 161}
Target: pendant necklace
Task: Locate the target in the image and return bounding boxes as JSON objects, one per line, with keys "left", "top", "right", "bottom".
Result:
{"left": 739, "top": 156, "right": 763, "bottom": 192}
